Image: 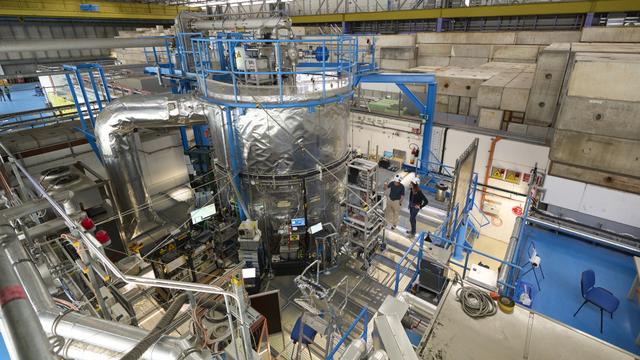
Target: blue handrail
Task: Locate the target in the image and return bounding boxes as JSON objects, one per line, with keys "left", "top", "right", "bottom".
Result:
{"left": 326, "top": 307, "right": 369, "bottom": 360}
{"left": 394, "top": 232, "right": 426, "bottom": 295}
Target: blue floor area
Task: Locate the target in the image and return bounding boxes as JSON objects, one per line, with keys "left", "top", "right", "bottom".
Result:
{"left": 517, "top": 225, "right": 640, "bottom": 355}
{"left": 0, "top": 82, "right": 48, "bottom": 116}
{"left": 0, "top": 335, "right": 8, "bottom": 359}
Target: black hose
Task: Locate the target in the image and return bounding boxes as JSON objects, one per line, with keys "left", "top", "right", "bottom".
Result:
{"left": 120, "top": 293, "right": 189, "bottom": 360}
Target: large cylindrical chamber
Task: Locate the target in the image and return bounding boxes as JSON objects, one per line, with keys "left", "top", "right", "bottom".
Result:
{"left": 209, "top": 102, "right": 350, "bottom": 229}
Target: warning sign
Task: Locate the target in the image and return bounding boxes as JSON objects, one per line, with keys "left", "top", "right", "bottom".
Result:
{"left": 505, "top": 170, "right": 522, "bottom": 184}
{"left": 490, "top": 167, "right": 506, "bottom": 180}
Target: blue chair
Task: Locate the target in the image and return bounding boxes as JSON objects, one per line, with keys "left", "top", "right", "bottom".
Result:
{"left": 573, "top": 269, "right": 620, "bottom": 333}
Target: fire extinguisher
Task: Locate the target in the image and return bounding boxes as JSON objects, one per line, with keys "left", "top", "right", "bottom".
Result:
{"left": 409, "top": 144, "right": 420, "bottom": 165}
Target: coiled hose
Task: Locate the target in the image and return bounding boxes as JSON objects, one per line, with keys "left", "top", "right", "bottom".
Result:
{"left": 120, "top": 292, "right": 189, "bottom": 360}
{"left": 455, "top": 286, "right": 497, "bottom": 318}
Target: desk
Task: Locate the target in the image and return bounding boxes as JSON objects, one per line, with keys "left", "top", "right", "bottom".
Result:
{"left": 628, "top": 256, "right": 640, "bottom": 346}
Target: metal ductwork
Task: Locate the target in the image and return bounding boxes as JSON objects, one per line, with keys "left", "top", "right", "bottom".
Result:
{"left": 0, "top": 37, "right": 171, "bottom": 54}
{"left": 94, "top": 94, "right": 209, "bottom": 248}
{"left": 0, "top": 218, "right": 209, "bottom": 360}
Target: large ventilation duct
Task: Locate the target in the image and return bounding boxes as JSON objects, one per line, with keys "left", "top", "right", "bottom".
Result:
{"left": 94, "top": 94, "right": 209, "bottom": 248}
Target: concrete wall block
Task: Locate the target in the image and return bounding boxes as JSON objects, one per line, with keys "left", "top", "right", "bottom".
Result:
{"left": 555, "top": 96, "right": 640, "bottom": 140}
{"left": 417, "top": 44, "right": 452, "bottom": 57}
{"left": 525, "top": 124, "right": 551, "bottom": 140}
{"left": 567, "top": 57, "right": 640, "bottom": 102}
{"left": 449, "top": 56, "right": 489, "bottom": 67}
{"left": 451, "top": 44, "right": 492, "bottom": 58}
{"left": 417, "top": 56, "right": 450, "bottom": 67}
{"left": 376, "top": 34, "right": 416, "bottom": 47}
{"left": 448, "top": 96, "right": 460, "bottom": 114}
{"left": 380, "top": 58, "right": 417, "bottom": 70}
{"left": 417, "top": 31, "right": 516, "bottom": 45}
{"left": 477, "top": 85, "right": 504, "bottom": 109}
{"left": 478, "top": 108, "right": 504, "bottom": 130}
{"left": 380, "top": 47, "right": 416, "bottom": 60}
{"left": 549, "top": 162, "right": 640, "bottom": 194}
{"left": 515, "top": 31, "right": 581, "bottom": 45}
{"left": 500, "top": 72, "right": 533, "bottom": 112}
{"left": 469, "top": 98, "right": 479, "bottom": 117}
{"left": 524, "top": 49, "right": 571, "bottom": 125}
{"left": 490, "top": 45, "right": 540, "bottom": 61}
{"left": 458, "top": 97, "right": 471, "bottom": 116}
{"left": 550, "top": 130, "right": 640, "bottom": 178}
{"left": 581, "top": 27, "right": 640, "bottom": 43}
{"left": 437, "top": 68, "right": 495, "bottom": 97}
{"left": 507, "top": 123, "right": 528, "bottom": 136}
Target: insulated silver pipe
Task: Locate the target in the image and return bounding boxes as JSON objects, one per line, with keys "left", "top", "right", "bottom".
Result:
{"left": 0, "top": 37, "right": 170, "bottom": 54}
{"left": 0, "top": 224, "right": 54, "bottom": 360}
{"left": 191, "top": 17, "right": 289, "bottom": 31}
{"left": 1, "top": 216, "right": 209, "bottom": 360}
{"left": 0, "top": 141, "right": 248, "bottom": 360}
{"left": 61, "top": 341, "right": 121, "bottom": 360}
{"left": 94, "top": 94, "right": 209, "bottom": 248}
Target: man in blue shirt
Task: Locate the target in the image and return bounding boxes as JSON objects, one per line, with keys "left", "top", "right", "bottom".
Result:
{"left": 385, "top": 174, "right": 404, "bottom": 229}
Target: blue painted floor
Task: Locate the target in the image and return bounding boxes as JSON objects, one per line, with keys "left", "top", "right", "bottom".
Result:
{"left": 0, "top": 336, "right": 8, "bottom": 359}
{"left": 518, "top": 225, "right": 640, "bottom": 355}
{"left": 0, "top": 82, "right": 48, "bottom": 116}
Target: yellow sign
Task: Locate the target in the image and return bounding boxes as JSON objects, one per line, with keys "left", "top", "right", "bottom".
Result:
{"left": 505, "top": 170, "right": 522, "bottom": 184}
{"left": 490, "top": 166, "right": 505, "bottom": 180}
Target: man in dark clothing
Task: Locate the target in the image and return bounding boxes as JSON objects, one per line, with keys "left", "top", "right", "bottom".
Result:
{"left": 408, "top": 178, "right": 428, "bottom": 236}
{"left": 3, "top": 86, "right": 10, "bottom": 101}
{"left": 385, "top": 174, "right": 404, "bottom": 229}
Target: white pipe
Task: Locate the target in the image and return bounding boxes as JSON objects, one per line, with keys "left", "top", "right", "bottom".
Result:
{"left": 0, "top": 37, "right": 170, "bottom": 54}
{"left": 191, "top": 17, "right": 289, "bottom": 31}
{"left": 396, "top": 291, "right": 437, "bottom": 320}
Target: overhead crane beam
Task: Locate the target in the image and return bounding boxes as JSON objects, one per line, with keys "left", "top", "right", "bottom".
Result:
{"left": 0, "top": 0, "right": 192, "bottom": 21}
{"left": 291, "top": 0, "right": 640, "bottom": 24}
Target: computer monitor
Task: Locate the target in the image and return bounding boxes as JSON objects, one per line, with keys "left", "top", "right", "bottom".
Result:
{"left": 242, "top": 267, "right": 257, "bottom": 279}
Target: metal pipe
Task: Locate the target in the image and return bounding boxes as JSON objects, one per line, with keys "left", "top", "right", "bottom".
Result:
{"left": 191, "top": 17, "right": 289, "bottom": 31}
{"left": 0, "top": 224, "right": 54, "bottom": 360}
{"left": 94, "top": 94, "right": 209, "bottom": 247}
{"left": 61, "top": 340, "right": 121, "bottom": 360}
{"left": 0, "top": 140, "right": 247, "bottom": 359}
{"left": 396, "top": 291, "right": 437, "bottom": 320}
{"left": 527, "top": 216, "right": 640, "bottom": 256}
{"left": 0, "top": 37, "right": 170, "bottom": 54}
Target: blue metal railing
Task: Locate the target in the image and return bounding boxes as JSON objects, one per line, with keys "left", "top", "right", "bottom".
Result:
{"left": 394, "top": 232, "right": 426, "bottom": 295}
{"left": 326, "top": 307, "right": 369, "bottom": 360}
{"left": 190, "top": 35, "right": 360, "bottom": 107}
{"left": 429, "top": 231, "right": 524, "bottom": 291}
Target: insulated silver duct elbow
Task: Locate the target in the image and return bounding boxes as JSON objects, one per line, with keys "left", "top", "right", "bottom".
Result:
{"left": 94, "top": 94, "right": 209, "bottom": 248}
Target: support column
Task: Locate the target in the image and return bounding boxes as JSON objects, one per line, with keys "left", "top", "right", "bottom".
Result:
{"left": 436, "top": 18, "right": 443, "bottom": 32}
{"left": 584, "top": 12, "right": 594, "bottom": 27}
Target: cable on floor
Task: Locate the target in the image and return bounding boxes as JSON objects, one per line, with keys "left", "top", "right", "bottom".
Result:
{"left": 455, "top": 285, "right": 497, "bottom": 319}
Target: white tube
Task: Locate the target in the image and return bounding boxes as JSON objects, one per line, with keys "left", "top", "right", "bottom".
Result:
{"left": 397, "top": 291, "right": 437, "bottom": 320}
{"left": 191, "top": 17, "right": 289, "bottom": 31}
{"left": 0, "top": 37, "right": 170, "bottom": 54}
